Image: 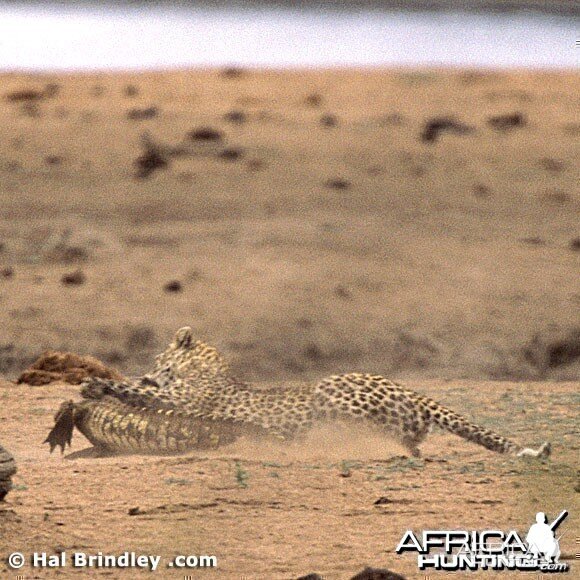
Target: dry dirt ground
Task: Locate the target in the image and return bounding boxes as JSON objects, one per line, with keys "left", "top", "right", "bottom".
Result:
{"left": 0, "top": 69, "right": 578, "bottom": 383}
{"left": 0, "top": 378, "right": 578, "bottom": 579}
{"left": 0, "top": 68, "right": 578, "bottom": 578}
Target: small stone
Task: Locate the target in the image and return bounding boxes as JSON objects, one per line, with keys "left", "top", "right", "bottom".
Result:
{"left": 163, "top": 280, "right": 182, "bottom": 293}
{"left": 223, "top": 110, "right": 247, "bottom": 123}
{"left": 134, "top": 149, "right": 168, "bottom": 179}
{"left": 421, "top": 117, "right": 473, "bottom": 143}
{"left": 304, "top": 93, "right": 323, "bottom": 107}
{"left": 320, "top": 114, "right": 338, "bottom": 127}
{"left": 5, "top": 88, "right": 44, "bottom": 102}
{"left": 373, "top": 496, "right": 394, "bottom": 505}
{"left": 325, "top": 178, "right": 351, "bottom": 191}
{"left": 127, "top": 106, "right": 158, "bottom": 121}
{"left": 61, "top": 270, "right": 85, "bottom": 286}
{"left": 487, "top": 112, "right": 526, "bottom": 131}
{"left": 45, "top": 155, "right": 63, "bottom": 166}
{"left": 188, "top": 127, "right": 224, "bottom": 142}
{"left": 218, "top": 148, "right": 243, "bottom": 161}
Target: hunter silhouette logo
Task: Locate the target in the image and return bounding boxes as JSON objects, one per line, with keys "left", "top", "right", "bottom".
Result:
{"left": 396, "top": 510, "right": 570, "bottom": 572}
{"left": 526, "top": 511, "right": 567, "bottom": 564}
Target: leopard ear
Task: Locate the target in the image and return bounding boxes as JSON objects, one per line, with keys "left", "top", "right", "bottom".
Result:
{"left": 150, "top": 327, "right": 231, "bottom": 381}
{"left": 173, "top": 326, "right": 193, "bottom": 349}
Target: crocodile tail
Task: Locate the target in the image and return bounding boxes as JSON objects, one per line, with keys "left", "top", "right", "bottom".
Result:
{"left": 44, "top": 400, "right": 76, "bottom": 453}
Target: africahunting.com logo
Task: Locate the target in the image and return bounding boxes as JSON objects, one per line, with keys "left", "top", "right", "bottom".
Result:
{"left": 396, "top": 510, "right": 569, "bottom": 573}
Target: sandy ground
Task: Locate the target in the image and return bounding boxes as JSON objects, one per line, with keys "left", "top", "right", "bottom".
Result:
{"left": 0, "top": 378, "right": 577, "bottom": 579}
{"left": 0, "top": 68, "right": 578, "bottom": 578}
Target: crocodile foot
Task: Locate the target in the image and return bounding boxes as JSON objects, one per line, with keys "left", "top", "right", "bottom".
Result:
{"left": 45, "top": 400, "right": 76, "bottom": 453}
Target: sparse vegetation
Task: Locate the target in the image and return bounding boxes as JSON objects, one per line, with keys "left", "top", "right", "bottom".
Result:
{"left": 234, "top": 461, "right": 249, "bottom": 488}
{"left": 164, "top": 477, "right": 192, "bottom": 486}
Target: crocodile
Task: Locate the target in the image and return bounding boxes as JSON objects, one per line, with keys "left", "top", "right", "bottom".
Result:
{"left": 45, "top": 395, "right": 271, "bottom": 455}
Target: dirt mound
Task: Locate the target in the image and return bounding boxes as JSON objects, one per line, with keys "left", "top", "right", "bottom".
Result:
{"left": 522, "top": 328, "right": 580, "bottom": 377}
{"left": 16, "top": 351, "right": 124, "bottom": 386}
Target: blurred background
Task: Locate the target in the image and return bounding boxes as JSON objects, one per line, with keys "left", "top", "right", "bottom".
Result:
{"left": 0, "top": 1, "right": 578, "bottom": 382}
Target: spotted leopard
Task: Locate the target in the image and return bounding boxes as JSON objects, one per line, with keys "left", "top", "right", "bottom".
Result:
{"left": 85, "top": 327, "right": 550, "bottom": 458}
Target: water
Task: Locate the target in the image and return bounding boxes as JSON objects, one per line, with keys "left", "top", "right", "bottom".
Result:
{"left": 0, "top": 3, "right": 577, "bottom": 70}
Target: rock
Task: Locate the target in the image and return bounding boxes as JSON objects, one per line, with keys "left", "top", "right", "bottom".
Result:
{"left": 134, "top": 147, "right": 168, "bottom": 179}
{"left": 127, "top": 106, "right": 158, "bottom": 121}
{"left": 4, "top": 84, "right": 58, "bottom": 102}
{"left": 487, "top": 112, "right": 526, "bottom": 131}
{"left": 373, "top": 496, "right": 395, "bottom": 505}
{"left": 134, "top": 132, "right": 170, "bottom": 179}
{"left": 421, "top": 117, "right": 473, "bottom": 143}
{"left": 320, "top": 114, "right": 338, "bottom": 127}
{"left": 0, "top": 444, "right": 17, "bottom": 501}
{"left": 223, "top": 110, "right": 247, "bottom": 124}
{"left": 61, "top": 270, "right": 86, "bottom": 286}
{"left": 350, "top": 566, "right": 407, "bottom": 580}
{"left": 218, "top": 147, "right": 243, "bottom": 161}
{"left": 188, "top": 127, "right": 224, "bottom": 142}
{"left": 163, "top": 280, "right": 183, "bottom": 293}
{"left": 325, "top": 178, "right": 351, "bottom": 191}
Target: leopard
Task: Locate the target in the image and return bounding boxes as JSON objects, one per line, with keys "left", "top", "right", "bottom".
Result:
{"left": 83, "top": 327, "right": 551, "bottom": 459}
